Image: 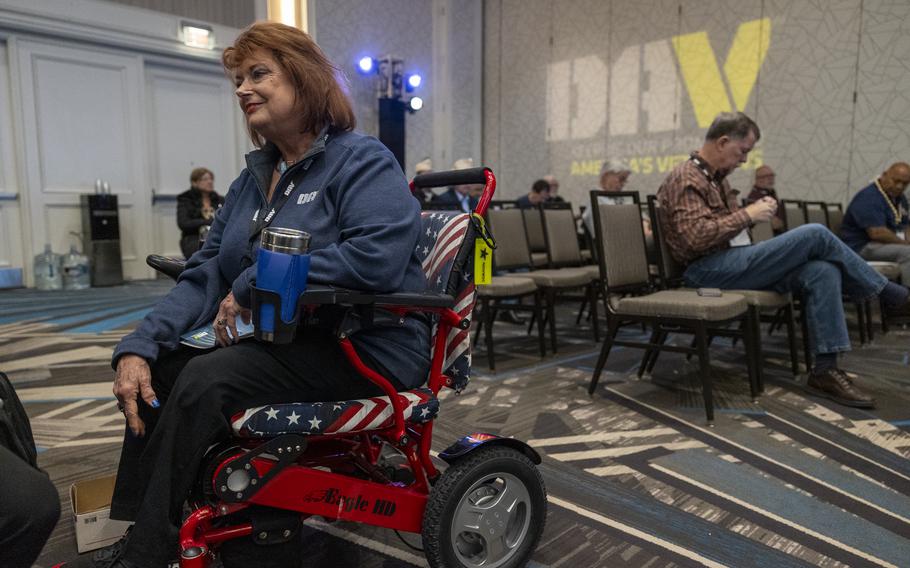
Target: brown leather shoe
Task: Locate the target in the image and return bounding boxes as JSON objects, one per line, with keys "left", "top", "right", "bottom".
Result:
{"left": 806, "top": 369, "right": 875, "bottom": 408}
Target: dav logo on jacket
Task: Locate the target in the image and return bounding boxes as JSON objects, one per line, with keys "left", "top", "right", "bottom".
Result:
{"left": 297, "top": 190, "right": 319, "bottom": 205}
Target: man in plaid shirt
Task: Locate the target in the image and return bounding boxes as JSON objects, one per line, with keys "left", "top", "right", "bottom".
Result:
{"left": 657, "top": 112, "right": 910, "bottom": 408}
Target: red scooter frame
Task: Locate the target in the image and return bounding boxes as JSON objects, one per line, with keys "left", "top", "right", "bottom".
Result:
{"left": 177, "top": 169, "right": 498, "bottom": 567}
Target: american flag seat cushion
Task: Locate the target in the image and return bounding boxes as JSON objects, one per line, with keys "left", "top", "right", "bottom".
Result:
{"left": 231, "top": 388, "right": 439, "bottom": 438}
{"left": 417, "top": 211, "right": 475, "bottom": 393}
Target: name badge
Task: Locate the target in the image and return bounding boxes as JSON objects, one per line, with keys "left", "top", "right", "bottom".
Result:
{"left": 729, "top": 229, "right": 752, "bottom": 248}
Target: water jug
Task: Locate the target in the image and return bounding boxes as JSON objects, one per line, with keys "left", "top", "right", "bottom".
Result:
{"left": 33, "top": 244, "right": 62, "bottom": 290}
{"left": 256, "top": 228, "right": 311, "bottom": 341}
{"left": 62, "top": 245, "right": 91, "bottom": 290}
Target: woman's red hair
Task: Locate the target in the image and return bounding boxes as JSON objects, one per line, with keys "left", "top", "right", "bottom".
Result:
{"left": 223, "top": 22, "right": 356, "bottom": 146}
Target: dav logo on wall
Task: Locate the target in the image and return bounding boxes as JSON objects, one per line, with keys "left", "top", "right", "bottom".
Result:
{"left": 547, "top": 18, "right": 771, "bottom": 140}
{"left": 546, "top": 17, "right": 771, "bottom": 178}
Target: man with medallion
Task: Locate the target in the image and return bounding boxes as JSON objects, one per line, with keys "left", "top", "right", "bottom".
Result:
{"left": 840, "top": 162, "right": 910, "bottom": 287}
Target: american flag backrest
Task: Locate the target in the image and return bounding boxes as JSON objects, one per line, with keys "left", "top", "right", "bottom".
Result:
{"left": 416, "top": 211, "right": 475, "bottom": 392}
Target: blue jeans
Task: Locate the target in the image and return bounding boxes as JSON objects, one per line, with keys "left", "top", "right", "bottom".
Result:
{"left": 684, "top": 224, "right": 888, "bottom": 355}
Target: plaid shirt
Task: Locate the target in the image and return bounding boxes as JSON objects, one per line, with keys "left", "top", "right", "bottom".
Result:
{"left": 656, "top": 153, "right": 752, "bottom": 265}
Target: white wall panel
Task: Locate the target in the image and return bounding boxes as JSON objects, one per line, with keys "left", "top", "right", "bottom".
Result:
{"left": 13, "top": 38, "right": 152, "bottom": 280}
{"left": 115, "top": 205, "right": 139, "bottom": 263}
{"left": 0, "top": 42, "right": 23, "bottom": 270}
{"left": 32, "top": 57, "right": 133, "bottom": 193}
{"left": 0, "top": 205, "right": 18, "bottom": 267}
{"left": 145, "top": 66, "right": 240, "bottom": 257}
{"left": 147, "top": 68, "right": 238, "bottom": 196}
{"left": 0, "top": 43, "right": 17, "bottom": 195}
{"left": 152, "top": 201, "right": 180, "bottom": 257}
{"left": 43, "top": 204, "right": 83, "bottom": 254}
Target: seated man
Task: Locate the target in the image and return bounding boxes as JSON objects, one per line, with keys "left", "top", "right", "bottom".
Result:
{"left": 657, "top": 111, "right": 910, "bottom": 409}
{"left": 431, "top": 158, "right": 480, "bottom": 213}
{"left": 582, "top": 160, "right": 631, "bottom": 234}
{"left": 410, "top": 157, "right": 433, "bottom": 202}
{"left": 543, "top": 174, "right": 565, "bottom": 203}
{"left": 516, "top": 179, "right": 550, "bottom": 208}
{"left": 582, "top": 159, "right": 653, "bottom": 243}
{"left": 839, "top": 162, "right": 910, "bottom": 291}
{"left": 746, "top": 165, "right": 784, "bottom": 233}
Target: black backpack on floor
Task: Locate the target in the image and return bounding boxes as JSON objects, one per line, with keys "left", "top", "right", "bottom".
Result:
{"left": 0, "top": 371, "right": 38, "bottom": 469}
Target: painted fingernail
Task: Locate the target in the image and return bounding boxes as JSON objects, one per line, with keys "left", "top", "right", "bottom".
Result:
{"left": 151, "top": 398, "right": 160, "bottom": 408}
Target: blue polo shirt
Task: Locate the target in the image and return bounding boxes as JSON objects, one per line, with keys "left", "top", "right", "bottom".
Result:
{"left": 840, "top": 183, "right": 909, "bottom": 252}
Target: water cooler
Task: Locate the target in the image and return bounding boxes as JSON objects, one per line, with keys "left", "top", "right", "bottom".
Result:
{"left": 80, "top": 194, "right": 123, "bottom": 286}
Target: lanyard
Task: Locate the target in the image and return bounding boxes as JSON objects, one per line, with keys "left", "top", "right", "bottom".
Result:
{"left": 239, "top": 156, "right": 317, "bottom": 272}
{"left": 248, "top": 162, "right": 311, "bottom": 242}
{"left": 689, "top": 155, "right": 721, "bottom": 191}
{"left": 689, "top": 155, "right": 740, "bottom": 216}
{"left": 873, "top": 179, "right": 901, "bottom": 225}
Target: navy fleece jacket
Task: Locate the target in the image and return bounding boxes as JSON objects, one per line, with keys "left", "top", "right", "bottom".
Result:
{"left": 113, "top": 129, "right": 430, "bottom": 388}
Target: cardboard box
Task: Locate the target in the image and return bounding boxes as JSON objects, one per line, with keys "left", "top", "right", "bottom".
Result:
{"left": 70, "top": 475, "right": 133, "bottom": 553}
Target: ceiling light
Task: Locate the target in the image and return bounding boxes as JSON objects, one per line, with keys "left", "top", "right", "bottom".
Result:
{"left": 181, "top": 22, "right": 214, "bottom": 49}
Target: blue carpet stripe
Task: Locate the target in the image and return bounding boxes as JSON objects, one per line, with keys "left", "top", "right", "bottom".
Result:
{"left": 616, "top": 447, "right": 888, "bottom": 568}
{"left": 656, "top": 448, "right": 910, "bottom": 565}
{"left": 720, "top": 420, "right": 910, "bottom": 519}
{"left": 760, "top": 399, "right": 910, "bottom": 479}
{"left": 45, "top": 305, "right": 147, "bottom": 326}
{"left": 599, "top": 388, "right": 910, "bottom": 540}
{"left": 66, "top": 307, "right": 154, "bottom": 333}
{"left": 754, "top": 413, "right": 910, "bottom": 495}
{"left": 0, "top": 298, "right": 153, "bottom": 324}
{"left": 540, "top": 462, "right": 816, "bottom": 568}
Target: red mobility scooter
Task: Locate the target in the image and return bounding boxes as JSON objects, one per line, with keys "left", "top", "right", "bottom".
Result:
{"left": 157, "top": 167, "right": 548, "bottom": 568}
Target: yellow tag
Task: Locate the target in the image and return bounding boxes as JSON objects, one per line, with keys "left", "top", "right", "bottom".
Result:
{"left": 474, "top": 238, "right": 492, "bottom": 285}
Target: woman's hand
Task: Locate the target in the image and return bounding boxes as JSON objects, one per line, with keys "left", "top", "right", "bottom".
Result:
{"left": 113, "top": 354, "right": 158, "bottom": 437}
{"left": 214, "top": 291, "right": 252, "bottom": 347}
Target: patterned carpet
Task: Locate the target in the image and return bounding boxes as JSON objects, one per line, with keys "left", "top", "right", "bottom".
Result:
{"left": 1, "top": 281, "right": 909, "bottom": 567}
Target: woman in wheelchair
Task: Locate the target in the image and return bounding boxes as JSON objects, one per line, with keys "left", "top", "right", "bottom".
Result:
{"left": 97, "top": 22, "right": 433, "bottom": 568}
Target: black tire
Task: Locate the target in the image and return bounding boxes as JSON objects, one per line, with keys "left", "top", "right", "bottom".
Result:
{"left": 422, "top": 445, "right": 547, "bottom": 568}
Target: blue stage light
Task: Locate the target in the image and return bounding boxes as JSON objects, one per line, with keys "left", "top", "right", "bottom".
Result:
{"left": 357, "top": 56, "right": 375, "bottom": 74}
{"left": 408, "top": 96, "right": 424, "bottom": 111}
{"left": 407, "top": 74, "right": 422, "bottom": 89}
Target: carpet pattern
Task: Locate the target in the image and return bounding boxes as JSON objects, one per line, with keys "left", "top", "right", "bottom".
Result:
{"left": 1, "top": 282, "right": 908, "bottom": 567}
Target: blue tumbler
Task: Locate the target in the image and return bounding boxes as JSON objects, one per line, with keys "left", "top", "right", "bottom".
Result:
{"left": 256, "top": 227, "right": 311, "bottom": 342}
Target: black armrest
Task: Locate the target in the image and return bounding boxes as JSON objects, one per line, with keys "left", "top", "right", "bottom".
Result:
{"left": 146, "top": 254, "right": 186, "bottom": 281}
{"left": 251, "top": 285, "right": 457, "bottom": 344}
{"left": 295, "top": 286, "right": 454, "bottom": 308}
{"left": 373, "top": 291, "right": 455, "bottom": 308}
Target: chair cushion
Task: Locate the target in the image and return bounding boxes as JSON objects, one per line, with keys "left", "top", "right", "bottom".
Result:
{"left": 524, "top": 268, "right": 594, "bottom": 288}
{"left": 583, "top": 265, "right": 601, "bottom": 280}
{"left": 231, "top": 388, "right": 439, "bottom": 438}
{"left": 477, "top": 275, "right": 537, "bottom": 297}
{"left": 678, "top": 287, "right": 789, "bottom": 308}
{"left": 615, "top": 290, "right": 747, "bottom": 321}
{"left": 530, "top": 252, "right": 549, "bottom": 267}
{"left": 867, "top": 261, "right": 901, "bottom": 281}
{"left": 722, "top": 289, "right": 789, "bottom": 308}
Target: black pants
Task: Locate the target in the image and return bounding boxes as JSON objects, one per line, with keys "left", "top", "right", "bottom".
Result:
{"left": 110, "top": 331, "right": 405, "bottom": 567}
{"left": 0, "top": 444, "right": 60, "bottom": 568}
